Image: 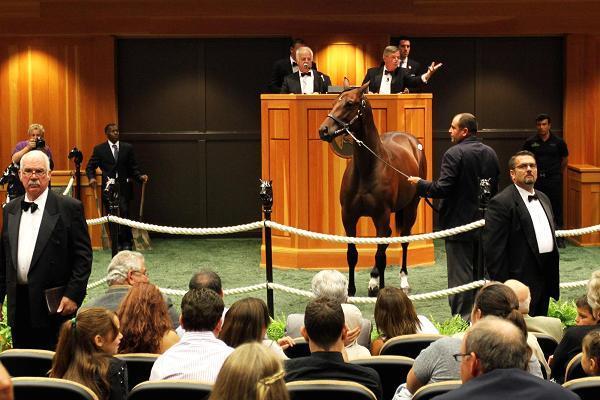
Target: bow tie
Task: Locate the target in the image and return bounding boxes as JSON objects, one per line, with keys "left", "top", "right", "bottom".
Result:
{"left": 384, "top": 70, "right": 394, "bottom": 75}
{"left": 528, "top": 194, "right": 538, "bottom": 202}
{"left": 22, "top": 200, "right": 38, "bottom": 213}
{"left": 300, "top": 72, "right": 311, "bottom": 77}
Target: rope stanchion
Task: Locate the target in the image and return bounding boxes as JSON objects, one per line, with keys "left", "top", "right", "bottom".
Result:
{"left": 62, "top": 176, "right": 75, "bottom": 196}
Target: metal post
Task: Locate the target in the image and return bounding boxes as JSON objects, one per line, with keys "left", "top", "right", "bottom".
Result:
{"left": 106, "top": 178, "right": 121, "bottom": 257}
{"left": 477, "top": 178, "right": 492, "bottom": 280}
{"left": 259, "top": 179, "right": 274, "bottom": 318}
{"left": 68, "top": 148, "right": 83, "bottom": 201}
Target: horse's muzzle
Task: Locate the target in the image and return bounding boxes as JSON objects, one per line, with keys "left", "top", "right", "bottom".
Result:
{"left": 319, "top": 125, "right": 334, "bottom": 142}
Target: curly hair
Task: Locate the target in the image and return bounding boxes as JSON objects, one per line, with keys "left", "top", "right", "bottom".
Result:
{"left": 116, "top": 282, "right": 173, "bottom": 353}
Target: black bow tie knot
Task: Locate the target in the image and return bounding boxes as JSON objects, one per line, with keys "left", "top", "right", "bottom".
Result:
{"left": 300, "top": 72, "right": 311, "bottom": 77}
{"left": 528, "top": 194, "right": 538, "bottom": 202}
{"left": 384, "top": 70, "right": 394, "bottom": 75}
{"left": 21, "top": 200, "right": 38, "bottom": 213}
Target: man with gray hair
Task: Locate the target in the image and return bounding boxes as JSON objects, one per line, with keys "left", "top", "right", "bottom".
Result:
{"left": 434, "top": 316, "right": 578, "bottom": 400}
{"left": 286, "top": 270, "right": 370, "bottom": 350}
{"left": 84, "top": 250, "right": 179, "bottom": 327}
{"left": 280, "top": 46, "right": 331, "bottom": 94}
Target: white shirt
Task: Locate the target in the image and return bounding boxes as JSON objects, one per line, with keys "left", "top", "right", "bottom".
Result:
{"left": 150, "top": 330, "right": 234, "bottom": 383}
{"left": 290, "top": 56, "right": 299, "bottom": 73}
{"left": 515, "top": 184, "right": 554, "bottom": 253}
{"left": 378, "top": 67, "right": 393, "bottom": 94}
{"left": 17, "top": 188, "right": 49, "bottom": 284}
{"left": 299, "top": 70, "right": 314, "bottom": 94}
{"left": 108, "top": 140, "right": 119, "bottom": 159}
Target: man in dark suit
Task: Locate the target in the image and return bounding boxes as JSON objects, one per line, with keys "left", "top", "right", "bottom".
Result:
{"left": 362, "top": 45, "right": 441, "bottom": 94}
{"left": 281, "top": 46, "right": 331, "bottom": 94}
{"left": 484, "top": 150, "right": 560, "bottom": 317}
{"left": 0, "top": 150, "right": 92, "bottom": 350}
{"left": 86, "top": 123, "right": 148, "bottom": 251}
{"left": 398, "top": 38, "right": 421, "bottom": 76}
{"left": 408, "top": 113, "right": 500, "bottom": 320}
{"left": 268, "top": 38, "right": 317, "bottom": 93}
{"left": 435, "top": 316, "right": 578, "bottom": 400}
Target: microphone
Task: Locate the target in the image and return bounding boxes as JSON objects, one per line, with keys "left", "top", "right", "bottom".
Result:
{"left": 303, "top": 62, "right": 309, "bottom": 69}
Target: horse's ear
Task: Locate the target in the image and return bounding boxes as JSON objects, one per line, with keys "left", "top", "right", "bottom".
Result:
{"left": 343, "top": 77, "right": 350, "bottom": 89}
{"left": 359, "top": 81, "right": 370, "bottom": 94}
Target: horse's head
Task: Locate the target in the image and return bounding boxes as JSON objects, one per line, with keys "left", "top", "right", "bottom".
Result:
{"left": 319, "top": 79, "right": 370, "bottom": 143}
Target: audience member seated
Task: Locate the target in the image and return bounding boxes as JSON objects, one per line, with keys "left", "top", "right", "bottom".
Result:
{"left": 219, "top": 297, "right": 293, "bottom": 360}
{"left": 343, "top": 304, "right": 371, "bottom": 361}
{"left": 505, "top": 279, "right": 564, "bottom": 342}
{"left": 50, "top": 308, "right": 128, "bottom": 400}
{"left": 209, "top": 342, "right": 289, "bottom": 400}
{"left": 149, "top": 288, "right": 233, "bottom": 383}
{"left": 116, "top": 282, "right": 179, "bottom": 354}
{"left": 551, "top": 270, "right": 600, "bottom": 383}
{"left": 371, "top": 287, "right": 438, "bottom": 355}
{"left": 284, "top": 297, "right": 382, "bottom": 400}
{"left": 581, "top": 330, "right": 600, "bottom": 376}
{"left": 433, "top": 316, "right": 578, "bottom": 400}
{"left": 396, "top": 283, "right": 543, "bottom": 400}
{"left": 576, "top": 294, "right": 600, "bottom": 326}
{"left": 84, "top": 251, "right": 179, "bottom": 328}
{"left": 176, "top": 269, "right": 227, "bottom": 337}
{"left": 286, "top": 270, "right": 366, "bottom": 349}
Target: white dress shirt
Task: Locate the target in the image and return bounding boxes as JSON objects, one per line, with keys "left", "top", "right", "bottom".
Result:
{"left": 378, "top": 67, "right": 393, "bottom": 94}
{"left": 17, "top": 188, "right": 49, "bottom": 284}
{"left": 149, "top": 330, "right": 234, "bottom": 383}
{"left": 299, "top": 70, "right": 314, "bottom": 94}
{"left": 515, "top": 184, "right": 554, "bottom": 253}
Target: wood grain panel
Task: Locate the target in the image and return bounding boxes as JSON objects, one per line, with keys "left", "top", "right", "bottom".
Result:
{"left": 270, "top": 139, "right": 291, "bottom": 238}
{"left": 269, "top": 109, "right": 290, "bottom": 140}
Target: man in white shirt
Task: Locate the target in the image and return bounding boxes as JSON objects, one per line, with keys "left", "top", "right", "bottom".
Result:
{"left": 150, "top": 288, "right": 233, "bottom": 382}
{"left": 280, "top": 46, "right": 331, "bottom": 94}
{"left": 484, "top": 151, "right": 560, "bottom": 316}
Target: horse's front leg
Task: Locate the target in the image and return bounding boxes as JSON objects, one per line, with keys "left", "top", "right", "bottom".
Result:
{"left": 342, "top": 212, "right": 359, "bottom": 297}
{"left": 368, "top": 211, "right": 391, "bottom": 297}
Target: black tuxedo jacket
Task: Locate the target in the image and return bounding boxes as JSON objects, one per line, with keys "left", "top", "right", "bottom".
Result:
{"left": 0, "top": 190, "right": 92, "bottom": 328}
{"left": 362, "top": 66, "right": 424, "bottom": 94}
{"left": 483, "top": 184, "right": 560, "bottom": 300}
{"left": 402, "top": 58, "right": 421, "bottom": 76}
{"left": 280, "top": 71, "right": 332, "bottom": 94}
{"left": 268, "top": 57, "right": 318, "bottom": 93}
{"left": 86, "top": 141, "right": 144, "bottom": 201}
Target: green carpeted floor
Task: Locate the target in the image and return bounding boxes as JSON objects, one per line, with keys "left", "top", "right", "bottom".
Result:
{"left": 85, "top": 238, "right": 599, "bottom": 325}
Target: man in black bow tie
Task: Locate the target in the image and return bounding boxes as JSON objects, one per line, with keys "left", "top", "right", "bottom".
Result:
{"left": 0, "top": 150, "right": 92, "bottom": 349}
{"left": 362, "top": 45, "right": 442, "bottom": 94}
{"left": 484, "top": 150, "right": 560, "bottom": 316}
{"left": 280, "top": 46, "right": 331, "bottom": 94}
{"left": 268, "top": 38, "right": 313, "bottom": 93}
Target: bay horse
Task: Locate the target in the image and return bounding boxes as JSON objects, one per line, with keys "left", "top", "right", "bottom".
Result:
{"left": 318, "top": 81, "right": 427, "bottom": 296}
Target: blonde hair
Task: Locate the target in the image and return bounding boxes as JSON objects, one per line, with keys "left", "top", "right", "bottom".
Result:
{"left": 209, "top": 342, "right": 289, "bottom": 400}
{"left": 587, "top": 270, "right": 600, "bottom": 318}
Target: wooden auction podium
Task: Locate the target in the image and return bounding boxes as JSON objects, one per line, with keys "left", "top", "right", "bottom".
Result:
{"left": 260, "top": 93, "right": 435, "bottom": 270}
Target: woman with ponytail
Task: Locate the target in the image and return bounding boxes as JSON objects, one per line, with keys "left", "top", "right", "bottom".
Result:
{"left": 50, "top": 307, "right": 128, "bottom": 400}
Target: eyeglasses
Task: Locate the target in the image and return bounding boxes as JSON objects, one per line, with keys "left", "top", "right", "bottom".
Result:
{"left": 21, "top": 168, "right": 47, "bottom": 177}
{"left": 514, "top": 163, "right": 537, "bottom": 170}
{"left": 132, "top": 269, "right": 149, "bottom": 277}
{"left": 452, "top": 353, "right": 472, "bottom": 362}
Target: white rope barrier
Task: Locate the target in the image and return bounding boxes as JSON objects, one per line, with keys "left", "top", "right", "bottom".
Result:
{"left": 62, "top": 176, "right": 75, "bottom": 196}
{"left": 98, "top": 216, "right": 263, "bottom": 235}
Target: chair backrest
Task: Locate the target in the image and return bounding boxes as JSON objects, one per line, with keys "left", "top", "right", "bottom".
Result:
{"left": 0, "top": 349, "right": 54, "bottom": 377}
{"left": 531, "top": 332, "right": 558, "bottom": 361}
{"left": 284, "top": 337, "right": 311, "bottom": 359}
{"left": 287, "top": 379, "right": 377, "bottom": 400}
{"left": 379, "top": 334, "right": 444, "bottom": 359}
{"left": 351, "top": 355, "right": 414, "bottom": 400}
{"left": 12, "top": 377, "right": 99, "bottom": 400}
{"left": 128, "top": 380, "right": 213, "bottom": 400}
{"left": 563, "top": 376, "right": 600, "bottom": 400}
{"left": 564, "top": 352, "right": 588, "bottom": 382}
{"left": 412, "top": 380, "right": 462, "bottom": 400}
{"left": 286, "top": 313, "right": 372, "bottom": 348}
{"left": 115, "top": 353, "right": 159, "bottom": 389}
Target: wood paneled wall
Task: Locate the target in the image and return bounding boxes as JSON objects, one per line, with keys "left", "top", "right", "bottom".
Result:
{"left": 0, "top": 37, "right": 115, "bottom": 170}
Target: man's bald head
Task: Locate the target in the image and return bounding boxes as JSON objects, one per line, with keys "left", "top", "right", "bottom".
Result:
{"left": 504, "top": 279, "right": 531, "bottom": 314}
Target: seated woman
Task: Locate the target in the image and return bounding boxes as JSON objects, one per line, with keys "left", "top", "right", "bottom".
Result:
{"left": 394, "top": 283, "right": 543, "bottom": 399}
{"left": 582, "top": 330, "right": 600, "bottom": 376}
{"left": 116, "top": 282, "right": 179, "bottom": 354}
{"left": 50, "top": 308, "right": 128, "bottom": 400}
{"left": 219, "top": 297, "right": 293, "bottom": 359}
{"left": 551, "top": 270, "right": 600, "bottom": 382}
{"left": 371, "top": 287, "right": 438, "bottom": 355}
{"left": 209, "top": 342, "right": 289, "bottom": 400}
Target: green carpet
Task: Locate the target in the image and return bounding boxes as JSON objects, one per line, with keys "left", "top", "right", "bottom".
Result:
{"left": 85, "top": 238, "right": 599, "bottom": 325}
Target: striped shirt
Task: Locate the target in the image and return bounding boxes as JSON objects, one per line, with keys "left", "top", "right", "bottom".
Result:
{"left": 149, "top": 331, "right": 234, "bottom": 383}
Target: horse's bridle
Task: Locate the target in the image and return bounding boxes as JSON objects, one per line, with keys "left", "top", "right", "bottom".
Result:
{"left": 325, "top": 98, "right": 367, "bottom": 139}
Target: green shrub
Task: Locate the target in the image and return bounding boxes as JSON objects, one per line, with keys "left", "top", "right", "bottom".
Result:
{"left": 432, "top": 314, "right": 469, "bottom": 336}
{"left": 548, "top": 298, "right": 577, "bottom": 328}
{"left": 267, "top": 313, "right": 287, "bottom": 341}
{"left": 0, "top": 302, "right": 11, "bottom": 350}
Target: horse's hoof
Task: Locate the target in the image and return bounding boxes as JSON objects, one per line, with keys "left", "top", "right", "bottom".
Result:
{"left": 400, "top": 271, "right": 411, "bottom": 294}
{"left": 368, "top": 278, "right": 379, "bottom": 297}
{"left": 348, "top": 287, "right": 356, "bottom": 297}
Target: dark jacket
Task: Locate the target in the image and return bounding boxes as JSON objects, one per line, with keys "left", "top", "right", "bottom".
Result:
{"left": 281, "top": 71, "right": 332, "bottom": 94}
{"left": 362, "top": 66, "right": 424, "bottom": 94}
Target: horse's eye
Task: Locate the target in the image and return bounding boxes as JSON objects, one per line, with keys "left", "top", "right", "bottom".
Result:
{"left": 345, "top": 100, "right": 354, "bottom": 107}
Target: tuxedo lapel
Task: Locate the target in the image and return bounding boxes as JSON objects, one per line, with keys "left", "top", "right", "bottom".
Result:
{"left": 29, "top": 191, "right": 59, "bottom": 272}
{"left": 510, "top": 186, "right": 540, "bottom": 256}
{"left": 373, "top": 70, "right": 383, "bottom": 90}
{"left": 7, "top": 201, "right": 22, "bottom": 271}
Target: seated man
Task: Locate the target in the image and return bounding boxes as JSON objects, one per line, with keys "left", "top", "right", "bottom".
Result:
{"left": 284, "top": 297, "right": 382, "bottom": 400}
{"left": 286, "top": 270, "right": 371, "bottom": 348}
{"left": 150, "top": 288, "right": 234, "bottom": 382}
{"left": 435, "top": 316, "right": 578, "bottom": 400}
{"left": 84, "top": 250, "right": 179, "bottom": 327}
{"left": 281, "top": 46, "right": 331, "bottom": 94}
{"left": 504, "top": 279, "right": 564, "bottom": 342}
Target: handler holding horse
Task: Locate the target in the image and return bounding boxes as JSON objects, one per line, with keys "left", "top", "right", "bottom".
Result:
{"left": 407, "top": 113, "right": 500, "bottom": 320}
